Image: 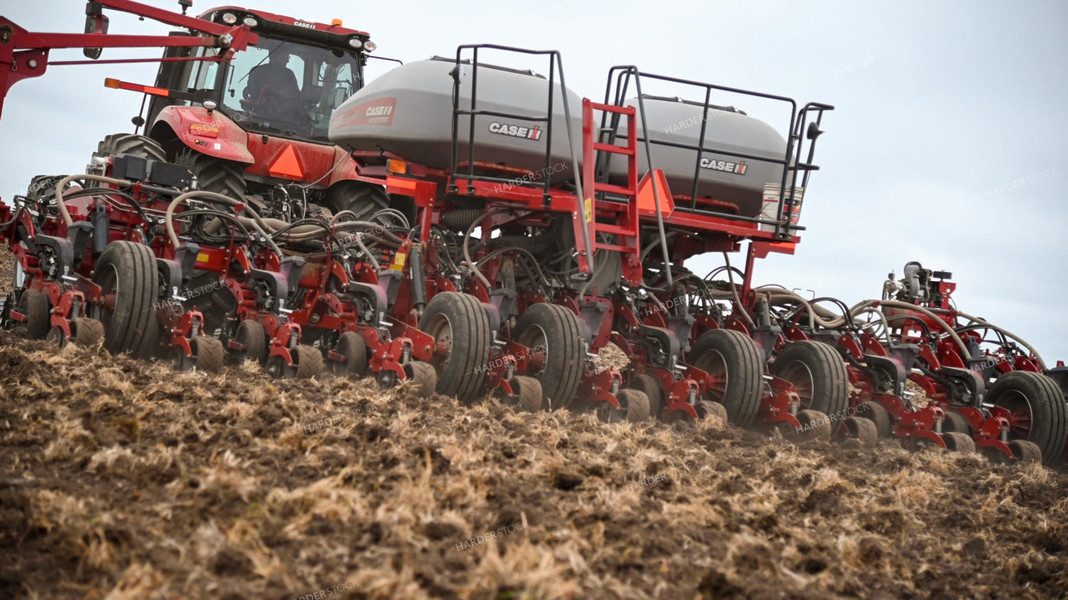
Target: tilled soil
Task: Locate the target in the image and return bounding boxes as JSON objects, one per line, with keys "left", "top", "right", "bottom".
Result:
{"left": 0, "top": 334, "right": 1066, "bottom": 600}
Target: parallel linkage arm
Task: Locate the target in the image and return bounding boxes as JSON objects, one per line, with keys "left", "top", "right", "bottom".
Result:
{"left": 0, "top": 0, "right": 258, "bottom": 120}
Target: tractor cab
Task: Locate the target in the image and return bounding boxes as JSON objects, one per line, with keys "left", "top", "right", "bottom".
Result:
{"left": 146, "top": 7, "right": 372, "bottom": 142}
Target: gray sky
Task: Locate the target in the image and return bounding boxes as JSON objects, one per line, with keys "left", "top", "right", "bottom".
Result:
{"left": 2, "top": 0, "right": 1065, "bottom": 364}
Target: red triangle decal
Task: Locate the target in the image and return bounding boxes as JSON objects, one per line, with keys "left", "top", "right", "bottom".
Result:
{"left": 268, "top": 144, "right": 304, "bottom": 180}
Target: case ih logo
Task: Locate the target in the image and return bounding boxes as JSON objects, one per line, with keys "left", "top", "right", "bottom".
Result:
{"left": 488, "top": 121, "right": 542, "bottom": 141}
{"left": 330, "top": 97, "right": 396, "bottom": 128}
{"left": 700, "top": 157, "right": 748, "bottom": 176}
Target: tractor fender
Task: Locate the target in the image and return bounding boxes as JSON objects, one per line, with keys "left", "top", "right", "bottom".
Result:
{"left": 151, "top": 105, "right": 254, "bottom": 165}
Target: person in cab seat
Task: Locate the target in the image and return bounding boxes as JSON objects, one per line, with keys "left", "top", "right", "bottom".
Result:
{"left": 242, "top": 48, "right": 301, "bottom": 121}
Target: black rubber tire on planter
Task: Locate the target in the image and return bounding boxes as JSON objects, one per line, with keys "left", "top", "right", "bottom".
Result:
{"left": 770, "top": 341, "right": 850, "bottom": 417}
{"left": 17, "top": 289, "right": 50, "bottom": 339}
{"left": 942, "top": 411, "right": 972, "bottom": 435}
{"left": 419, "top": 292, "right": 492, "bottom": 402}
{"left": 696, "top": 400, "right": 729, "bottom": 425}
{"left": 403, "top": 361, "right": 438, "bottom": 398}
{"left": 70, "top": 317, "right": 105, "bottom": 347}
{"left": 94, "top": 133, "right": 167, "bottom": 162}
{"left": 330, "top": 331, "right": 368, "bottom": 378}
{"left": 833, "top": 415, "right": 879, "bottom": 445}
{"left": 324, "top": 181, "right": 391, "bottom": 220}
{"left": 794, "top": 409, "right": 832, "bottom": 443}
{"left": 176, "top": 147, "right": 247, "bottom": 200}
{"left": 227, "top": 319, "right": 268, "bottom": 366}
{"left": 688, "top": 329, "right": 763, "bottom": 428}
{"left": 859, "top": 401, "right": 893, "bottom": 438}
{"left": 987, "top": 370, "right": 1067, "bottom": 467}
{"left": 942, "top": 431, "right": 976, "bottom": 454}
{"left": 628, "top": 374, "right": 663, "bottom": 419}
{"left": 92, "top": 241, "right": 159, "bottom": 357}
{"left": 191, "top": 336, "right": 224, "bottom": 373}
{"left": 509, "top": 375, "right": 544, "bottom": 412}
{"left": 512, "top": 303, "right": 585, "bottom": 411}
{"left": 1008, "top": 439, "right": 1043, "bottom": 464}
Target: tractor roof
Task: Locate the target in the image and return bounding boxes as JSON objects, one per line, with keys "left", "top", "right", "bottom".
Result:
{"left": 198, "top": 6, "right": 370, "bottom": 40}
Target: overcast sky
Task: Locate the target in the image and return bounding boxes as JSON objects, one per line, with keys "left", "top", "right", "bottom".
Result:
{"left": 1, "top": 0, "right": 1065, "bottom": 365}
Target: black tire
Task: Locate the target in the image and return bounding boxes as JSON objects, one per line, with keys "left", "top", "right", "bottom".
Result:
{"left": 942, "top": 431, "right": 976, "bottom": 454}
{"left": 294, "top": 345, "right": 324, "bottom": 379}
{"left": 506, "top": 375, "right": 544, "bottom": 412}
{"left": 859, "top": 401, "right": 893, "bottom": 438}
{"left": 942, "top": 411, "right": 972, "bottom": 435}
{"left": 695, "top": 400, "right": 728, "bottom": 424}
{"left": 70, "top": 317, "right": 104, "bottom": 347}
{"left": 833, "top": 416, "right": 879, "bottom": 445}
{"left": 324, "top": 181, "right": 391, "bottom": 220}
{"left": 987, "top": 371, "right": 1067, "bottom": 467}
{"left": 512, "top": 303, "right": 585, "bottom": 410}
{"left": 771, "top": 341, "right": 850, "bottom": 417}
{"left": 94, "top": 133, "right": 166, "bottom": 162}
{"left": 16, "top": 289, "right": 50, "bottom": 339}
{"left": 688, "top": 329, "right": 763, "bottom": 427}
{"left": 794, "top": 409, "right": 832, "bottom": 443}
{"left": 192, "top": 336, "right": 224, "bottom": 373}
{"left": 176, "top": 147, "right": 247, "bottom": 200}
{"left": 619, "top": 389, "right": 651, "bottom": 423}
{"left": 227, "top": 319, "right": 267, "bottom": 365}
{"left": 92, "top": 241, "right": 159, "bottom": 357}
{"left": 404, "top": 361, "right": 437, "bottom": 398}
{"left": 628, "top": 374, "right": 663, "bottom": 419}
{"left": 331, "top": 331, "right": 368, "bottom": 378}
{"left": 419, "top": 292, "right": 491, "bottom": 402}
{"left": 1008, "top": 439, "right": 1042, "bottom": 464}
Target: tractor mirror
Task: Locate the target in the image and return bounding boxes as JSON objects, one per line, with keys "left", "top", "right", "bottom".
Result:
{"left": 806, "top": 121, "right": 823, "bottom": 140}
{"left": 83, "top": 13, "right": 109, "bottom": 59}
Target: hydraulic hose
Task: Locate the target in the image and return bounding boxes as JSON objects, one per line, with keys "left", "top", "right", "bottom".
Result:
{"left": 955, "top": 310, "right": 1047, "bottom": 370}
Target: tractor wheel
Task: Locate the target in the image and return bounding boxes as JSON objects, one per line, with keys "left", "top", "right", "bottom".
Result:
{"left": 508, "top": 375, "right": 544, "bottom": 413}
{"left": 92, "top": 241, "right": 159, "bottom": 357}
{"left": 419, "top": 292, "right": 491, "bottom": 402}
{"left": 403, "top": 361, "right": 437, "bottom": 398}
{"left": 942, "top": 431, "right": 976, "bottom": 454}
{"left": 324, "top": 181, "right": 391, "bottom": 221}
{"left": 695, "top": 400, "right": 728, "bottom": 425}
{"left": 793, "top": 409, "right": 832, "bottom": 443}
{"left": 987, "top": 371, "right": 1067, "bottom": 466}
{"left": 176, "top": 148, "right": 247, "bottom": 200}
{"left": 330, "top": 331, "right": 368, "bottom": 378}
{"left": 688, "top": 329, "right": 763, "bottom": 427}
{"left": 628, "top": 374, "right": 663, "bottom": 419}
{"left": 227, "top": 319, "right": 267, "bottom": 365}
{"left": 771, "top": 341, "right": 850, "bottom": 417}
{"left": 70, "top": 317, "right": 105, "bottom": 347}
{"left": 94, "top": 133, "right": 166, "bottom": 162}
{"left": 942, "top": 411, "right": 972, "bottom": 435}
{"left": 512, "top": 303, "right": 585, "bottom": 411}
{"left": 859, "top": 401, "right": 893, "bottom": 438}
{"left": 16, "top": 289, "right": 50, "bottom": 339}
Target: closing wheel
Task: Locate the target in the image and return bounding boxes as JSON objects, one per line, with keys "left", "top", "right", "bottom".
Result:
{"left": 227, "top": 319, "right": 267, "bottom": 365}
{"left": 688, "top": 329, "right": 763, "bottom": 427}
{"left": 403, "top": 361, "right": 437, "bottom": 398}
{"left": 512, "top": 303, "right": 584, "bottom": 410}
{"left": 331, "top": 331, "right": 368, "bottom": 378}
{"left": 16, "top": 289, "right": 50, "bottom": 339}
{"left": 92, "top": 241, "right": 160, "bottom": 358}
{"left": 832, "top": 416, "right": 879, "bottom": 445}
{"left": 628, "top": 374, "right": 663, "bottom": 419}
{"left": 771, "top": 341, "right": 850, "bottom": 417}
{"left": 987, "top": 371, "right": 1067, "bottom": 466}
{"left": 695, "top": 400, "right": 728, "bottom": 425}
{"left": 942, "top": 411, "right": 972, "bottom": 435}
{"left": 266, "top": 345, "right": 324, "bottom": 379}
{"left": 596, "top": 389, "right": 651, "bottom": 423}
{"left": 507, "top": 375, "right": 544, "bottom": 412}
{"left": 1008, "top": 439, "right": 1042, "bottom": 464}
{"left": 858, "top": 401, "right": 893, "bottom": 438}
{"left": 192, "top": 336, "right": 224, "bottom": 373}
{"left": 941, "top": 431, "right": 976, "bottom": 454}
{"left": 70, "top": 317, "right": 104, "bottom": 347}
{"left": 792, "top": 409, "right": 832, "bottom": 443}
{"left": 419, "top": 292, "right": 491, "bottom": 402}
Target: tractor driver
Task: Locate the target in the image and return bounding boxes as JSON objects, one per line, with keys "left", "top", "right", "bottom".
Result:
{"left": 243, "top": 48, "right": 301, "bottom": 121}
